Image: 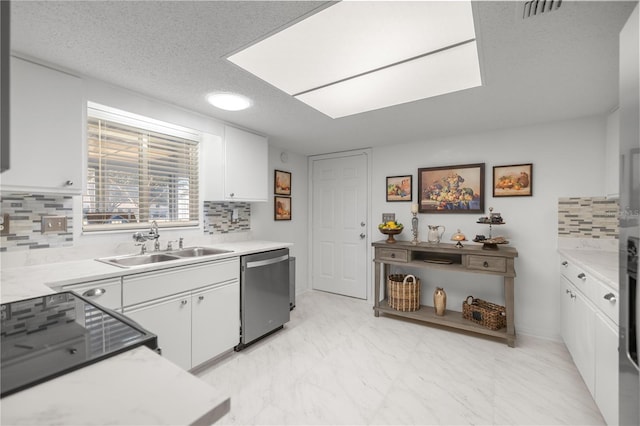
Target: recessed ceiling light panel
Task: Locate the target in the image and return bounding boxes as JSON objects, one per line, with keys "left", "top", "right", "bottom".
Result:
{"left": 296, "top": 41, "right": 482, "bottom": 118}
{"left": 227, "top": 1, "right": 481, "bottom": 118}
{"left": 206, "top": 92, "right": 253, "bottom": 111}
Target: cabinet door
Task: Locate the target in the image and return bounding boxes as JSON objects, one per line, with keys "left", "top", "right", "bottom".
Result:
{"left": 223, "top": 125, "right": 268, "bottom": 201}
{"left": 125, "top": 294, "right": 192, "bottom": 371}
{"left": 572, "top": 288, "right": 597, "bottom": 396}
{"left": 560, "top": 275, "right": 575, "bottom": 353}
{"left": 3, "top": 58, "right": 83, "bottom": 194}
{"left": 595, "top": 313, "right": 619, "bottom": 426}
{"left": 191, "top": 281, "right": 240, "bottom": 367}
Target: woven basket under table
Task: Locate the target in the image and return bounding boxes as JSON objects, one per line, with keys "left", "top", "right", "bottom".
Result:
{"left": 462, "top": 296, "right": 506, "bottom": 330}
{"left": 387, "top": 274, "right": 420, "bottom": 312}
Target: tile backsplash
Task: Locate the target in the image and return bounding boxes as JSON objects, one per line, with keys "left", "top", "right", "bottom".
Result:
{"left": 203, "top": 201, "right": 251, "bottom": 234}
{"left": 558, "top": 197, "right": 619, "bottom": 239}
{"left": 0, "top": 194, "right": 74, "bottom": 252}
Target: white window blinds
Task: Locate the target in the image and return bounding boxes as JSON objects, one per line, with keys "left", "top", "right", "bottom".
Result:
{"left": 83, "top": 104, "right": 200, "bottom": 231}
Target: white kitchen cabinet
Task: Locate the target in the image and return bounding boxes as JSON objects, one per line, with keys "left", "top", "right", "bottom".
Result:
{"left": 61, "top": 277, "right": 122, "bottom": 312}
{"left": 605, "top": 109, "right": 620, "bottom": 198}
{"left": 595, "top": 312, "right": 619, "bottom": 426}
{"left": 125, "top": 293, "right": 192, "bottom": 371}
{"left": 122, "top": 257, "right": 240, "bottom": 370}
{"left": 559, "top": 254, "right": 619, "bottom": 425}
{"left": 2, "top": 57, "right": 83, "bottom": 194}
{"left": 191, "top": 281, "right": 239, "bottom": 367}
{"left": 560, "top": 274, "right": 596, "bottom": 394}
{"left": 201, "top": 125, "right": 268, "bottom": 202}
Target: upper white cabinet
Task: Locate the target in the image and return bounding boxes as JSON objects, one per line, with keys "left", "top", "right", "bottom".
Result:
{"left": 604, "top": 109, "right": 620, "bottom": 198}
{"left": 2, "top": 57, "right": 83, "bottom": 194}
{"left": 202, "top": 125, "right": 268, "bottom": 202}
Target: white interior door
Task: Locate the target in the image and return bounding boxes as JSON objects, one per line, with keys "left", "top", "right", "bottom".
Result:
{"left": 311, "top": 152, "right": 369, "bottom": 299}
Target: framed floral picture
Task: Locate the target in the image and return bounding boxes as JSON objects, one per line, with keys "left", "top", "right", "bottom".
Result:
{"left": 274, "top": 196, "right": 291, "bottom": 220}
{"left": 418, "top": 163, "right": 485, "bottom": 213}
{"left": 275, "top": 170, "right": 291, "bottom": 196}
{"left": 386, "top": 175, "right": 412, "bottom": 202}
{"left": 493, "top": 164, "right": 532, "bottom": 197}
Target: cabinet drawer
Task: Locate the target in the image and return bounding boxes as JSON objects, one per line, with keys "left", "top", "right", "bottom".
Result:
{"left": 123, "top": 258, "right": 239, "bottom": 307}
{"left": 593, "top": 280, "right": 619, "bottom": 325}
{"left": 62, "top": 278, "right": 122, "bottom": 310}
{"left": 376, "top": 248, "right": 408, "bottom": 262}
{"left": 560, "top": 257, "right": 592, "bottom": 294}
{"left": 467, "top": 255, "right": 506, "bottom": 273}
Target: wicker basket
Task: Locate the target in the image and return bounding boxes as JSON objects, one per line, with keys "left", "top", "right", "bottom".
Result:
{"left": 387, "top": 274, "right": 420, "bottom": 312}
{"left": 462, "top": 296, "right": 506, "bottom": 330}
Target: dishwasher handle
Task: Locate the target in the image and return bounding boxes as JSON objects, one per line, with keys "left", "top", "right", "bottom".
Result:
{"left": 245, "top": 254, "right": 289, "bottom": 269}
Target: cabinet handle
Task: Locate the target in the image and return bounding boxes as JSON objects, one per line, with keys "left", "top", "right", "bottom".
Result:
{"left": 483, "top": 261, "right": 489, "bottom": 268}
{"left": 604, "top": 293, "right": 617, "bottom": 303}
{"left": 565, "top": 289, "right": 572, "bottom": 295}
{"left": 561, "top": 261, "right": 568, "bottom": 266}
{"left": 180, "top": 300, "right": 188, "bottom": 306}
{"left": 198, "top": 295, "right": 204, "bottom": 301}
{"left": 82, "top": 288, "right": 105, "bottom": 298}
{"left": 65, "top": 180, "right": 74, "bottom": 186}
{"left": 570, "top": 293, "right": 576, "bottom": 299}
{"left": 577, "top": 273, "right": 586, "bottom": 280}
{"left": 390, "top": 253, "right": 396, "bottom": 258}
{"left": 229, "top": 193, "right": 235, "bottom": 198}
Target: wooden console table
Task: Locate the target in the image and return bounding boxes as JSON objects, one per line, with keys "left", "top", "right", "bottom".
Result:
{"left": 372, "top": 240, "right": 518, "bottom": 347}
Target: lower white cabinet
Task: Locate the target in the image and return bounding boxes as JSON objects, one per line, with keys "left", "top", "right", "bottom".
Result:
{"left": 61, "top": 277, "right": 122, "bottom": 311}
{"left": 125, "top": 293, "right": 192, "bottom": 370}
{"left": 559, "top": 255, "right": 618, "bottom": 425}
{"left": 122, "top": 258, "right": 240, "bottom": 370}
{"left": 192, "top": 282, "right": 240, "bottom": 367}
{"left": 595, "top": 313, "right": 619, "bottom": 426}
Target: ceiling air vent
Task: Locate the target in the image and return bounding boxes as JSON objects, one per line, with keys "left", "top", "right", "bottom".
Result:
{"left": 523, "top": 0, "right": 561, "bottom": 19}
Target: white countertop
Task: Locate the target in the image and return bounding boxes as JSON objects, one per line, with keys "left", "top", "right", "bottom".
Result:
{"left": 0, "top": 240, "right": 291, "bottom": 425}
{"left": 557, "top": 248, "right": 619, "bottom": 290}
{"left": 1, "top": 346, "right": 229, "bottom": 426}
{"left": 1, "top": 240, "right": 292, "bottom": 303}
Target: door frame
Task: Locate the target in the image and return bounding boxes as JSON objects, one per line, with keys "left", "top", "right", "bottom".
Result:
{"left": 307, "top": 149, "right": 373, "bottom": 301}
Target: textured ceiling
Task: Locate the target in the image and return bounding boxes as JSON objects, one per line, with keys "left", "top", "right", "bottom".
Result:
{"left": 10, "top": 1, "right": 637, "bottom": 155}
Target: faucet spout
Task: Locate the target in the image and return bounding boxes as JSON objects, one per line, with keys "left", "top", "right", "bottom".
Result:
{"left": 149, "top": 220, "right": 160, "bottom": 251}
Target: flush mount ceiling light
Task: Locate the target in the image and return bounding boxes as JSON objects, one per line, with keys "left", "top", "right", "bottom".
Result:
{"left": 228, "top": 1, "right": 482, "bottom": 118}
{"left": 206, "top": 92, "right": 253, "bottom": 111}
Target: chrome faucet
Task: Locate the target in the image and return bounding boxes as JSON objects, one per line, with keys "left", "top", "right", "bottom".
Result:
{"left": 149, "top": 220, "right": 160, "bottom": 251}
{"left": 133, "top": 232, "right": 148, "bottom": 254}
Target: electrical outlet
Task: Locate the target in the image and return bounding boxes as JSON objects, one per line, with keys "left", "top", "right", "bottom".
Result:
{"left": 41, "top": 216, "right": 68, "bottom": 234}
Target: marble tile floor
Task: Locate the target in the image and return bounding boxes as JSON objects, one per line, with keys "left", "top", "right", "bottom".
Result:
{"left": 197, "top": 290, "right": 604, "bottom": 425}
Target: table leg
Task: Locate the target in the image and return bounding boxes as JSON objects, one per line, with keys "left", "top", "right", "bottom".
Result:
{"left": 505, "top": 276, "right": 516, "bottom": 347}
{"left": 374, "top": 261, "right": 380, "bottom": 317}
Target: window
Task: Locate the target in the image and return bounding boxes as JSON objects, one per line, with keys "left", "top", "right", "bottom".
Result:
{"left": 83, "top": 104, "right": 199, "bottom": 231}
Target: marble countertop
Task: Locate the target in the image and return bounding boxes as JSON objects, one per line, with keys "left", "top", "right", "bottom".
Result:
{"left": 1, "top": 346, "right": 229, "bottom": 426}
{"left": 557, "top": 248, "right": 619, "bottom": 290}
{"left": 1, "top": 240, "right": 292, "bottom": 303}
{"left": 0, "top": 240, "right": 291, "bottom": 425}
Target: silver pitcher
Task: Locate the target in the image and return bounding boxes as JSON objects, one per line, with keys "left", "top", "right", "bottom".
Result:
{"left": 427, "top": 225, "right": 445, "bottom": 244}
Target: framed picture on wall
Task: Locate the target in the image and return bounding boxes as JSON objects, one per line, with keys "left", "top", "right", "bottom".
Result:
{"left": 274, "top": 196, "right": 291, "bottom": 221}
{"left": 275, "top": 170, "right": 291, "bottom": 196}
{"left": 386, "top": 175, "right": 412, "bottom": 202}
{"left": 417, "top": 163, "right": 485, "bottom": 213}
{"left": 493, "top": 163, "right": 533, "bottom": 197}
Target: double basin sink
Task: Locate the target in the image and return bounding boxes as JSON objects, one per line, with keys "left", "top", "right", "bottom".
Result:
{"left": 97, "top": 247, "right": 233, "bottom": 268}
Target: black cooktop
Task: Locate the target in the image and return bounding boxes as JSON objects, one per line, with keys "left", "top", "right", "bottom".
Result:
{"left": 1, "top": 292, "right": 157, "bottom": 398}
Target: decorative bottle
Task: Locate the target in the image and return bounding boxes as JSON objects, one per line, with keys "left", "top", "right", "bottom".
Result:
{"left": 434, "top": 287, "right": 447, "bottom": 316}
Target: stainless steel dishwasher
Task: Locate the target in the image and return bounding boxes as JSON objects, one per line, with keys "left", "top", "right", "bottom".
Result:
{"left": 236, "top": 248, "right": 290, "bottom": 350}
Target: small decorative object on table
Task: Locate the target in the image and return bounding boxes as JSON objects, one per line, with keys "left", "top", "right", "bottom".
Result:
{"left": 475, "top": 207, "right": 508, "bottom": 250}
{"left": 379, "top": 220, "right": 403, "bottom": 244}
{"left": 451, "top": 229, "right": 467, "bottom": 248}
{"left": 410, "top": 203, "right": 419, "bottom": 245}
{"left": 433, "top": 287, "right": 447, "bottom": 316}
{"left": 462, "top": 296, "right": 506, "bottom": 330}
{"left": 387, "top": 274, "right": 420, "bottom": 312}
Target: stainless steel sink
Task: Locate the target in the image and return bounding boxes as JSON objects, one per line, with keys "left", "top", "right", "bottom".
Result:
{"left": 97, "top": 253, "right": 181, "bottom": 268}
{"left": 169, "top": 247, "right": 233, "bottom": 257}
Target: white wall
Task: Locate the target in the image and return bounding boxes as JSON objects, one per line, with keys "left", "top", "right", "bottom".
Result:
{"left": 251, "top": 147, "right": 309, "bottom": 296}
{"left": 371, "top": 115, "right": 607, "bottom": 339}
